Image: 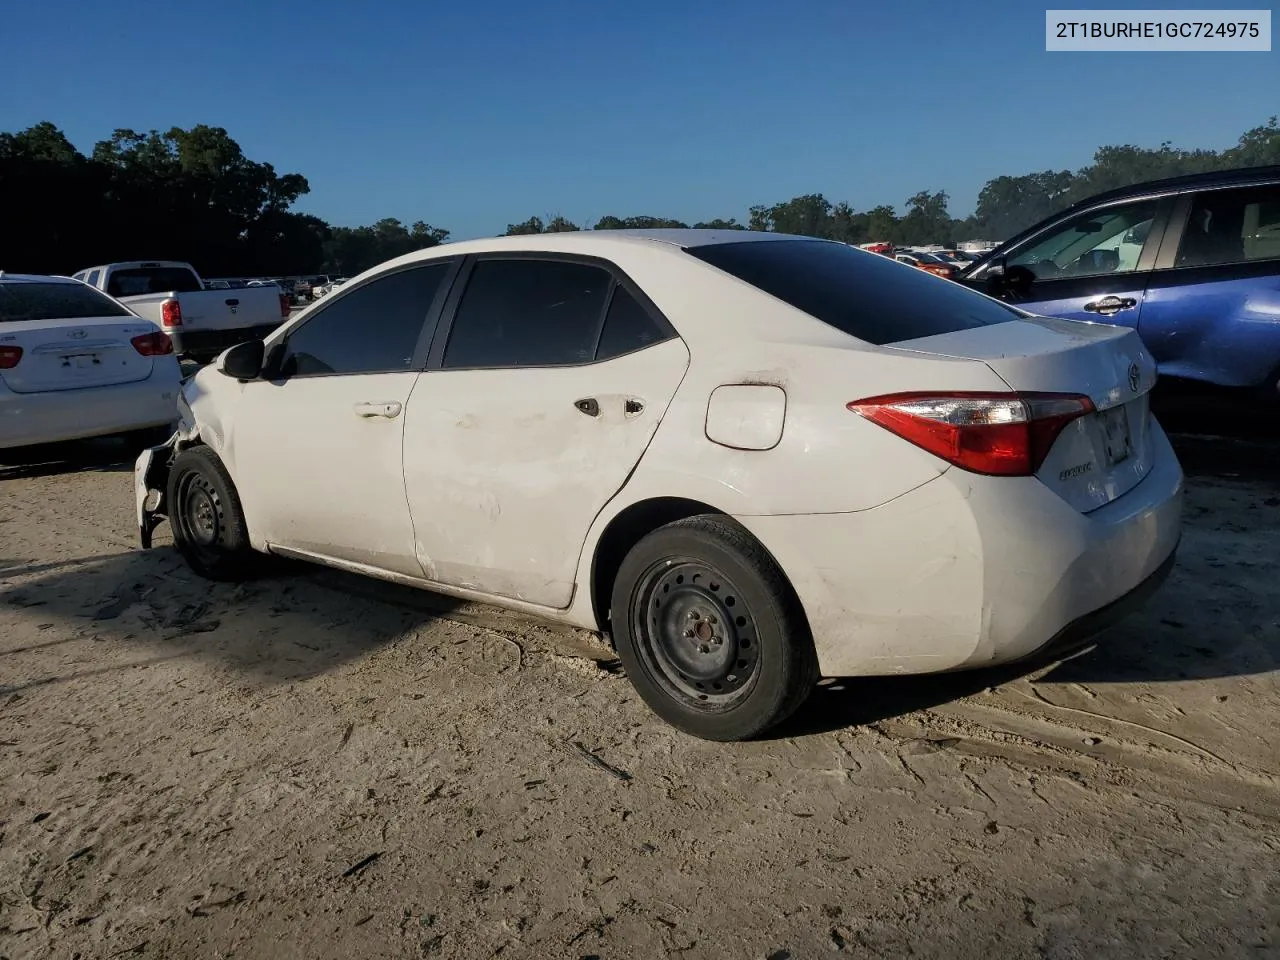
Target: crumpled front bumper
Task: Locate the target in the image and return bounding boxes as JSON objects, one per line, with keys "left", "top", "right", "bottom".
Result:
{"left": 135, "top": 433, "right": 179, "bottom": 548}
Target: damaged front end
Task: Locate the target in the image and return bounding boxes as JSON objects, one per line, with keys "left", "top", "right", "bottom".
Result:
{"left": 135, "top": 383, "right": 200, "bottom": 548}
{"left": 134, "top": 432, "right": 180, "bottom": 549}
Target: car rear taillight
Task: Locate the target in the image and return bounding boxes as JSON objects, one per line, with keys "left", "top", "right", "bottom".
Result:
{"left": 848, "top": 391, "right": 1095, "bottom": 476}
{"left": 131, "top": 332, "right": 174, "bottom": 356}
{"left": 279, "top": 293, "right": 291, "bottom": 317}
{"left": 0, "top": 346, "right": 22, "bottom": 369}
{"left": 160, "top": 298, "right": 182, "bottom": 328}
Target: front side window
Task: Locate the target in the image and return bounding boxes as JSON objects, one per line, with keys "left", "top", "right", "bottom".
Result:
{"left": 280, "top": 261, "right": 452, "bottom": 377}
{"left": 0, "top": 282, "right": 132, "bottom": 323}
{"left": 442, "top": 259, "right": 611, "bottom": 368}
{"left": 1177, "top": 184, "right": 1280, "bottom": 267}
{"left": 1008, "top": 200, "right": 1158, "bottom": 280}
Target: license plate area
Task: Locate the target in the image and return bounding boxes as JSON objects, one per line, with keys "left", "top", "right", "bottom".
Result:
{"left": 1098, "top": 405, "right": 1132, "bottom": 467}
{"left": 61, "top": 352, "right": 102, "bottom": 369}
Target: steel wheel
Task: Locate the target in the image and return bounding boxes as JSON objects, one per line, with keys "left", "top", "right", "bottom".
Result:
{"left": 632, "top": 558, "right": 761, "bottom": 708}
{"left": 175, "top": 470, "right": 226, "bottom": 560}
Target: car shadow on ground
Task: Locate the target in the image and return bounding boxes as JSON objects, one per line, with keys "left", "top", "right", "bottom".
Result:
{"left": 0, "top": 546, "right": 471, "bottom": 692}
{"left": 0, "top": 544, "right": 615, "bottom": 695}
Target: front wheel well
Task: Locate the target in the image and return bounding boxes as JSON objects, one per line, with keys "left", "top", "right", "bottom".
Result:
{"left": 589, "top": 497, "right": 728, "bottom": 638}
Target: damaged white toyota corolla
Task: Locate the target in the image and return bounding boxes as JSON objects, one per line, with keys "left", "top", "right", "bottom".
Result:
{"left": 135, "top": 230, "right": 1183, "bottom": 741}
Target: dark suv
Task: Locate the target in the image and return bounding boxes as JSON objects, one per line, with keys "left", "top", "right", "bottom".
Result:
{"left": 963, "top": 165, "right": 1280, "bottom": 397}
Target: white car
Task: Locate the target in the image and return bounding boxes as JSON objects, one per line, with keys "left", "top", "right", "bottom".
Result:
{"left": 0, "top": 274, "right": 181, "bottom": 452}
{"left": 134, "top": 231, "right": 1183, "bottom": 740}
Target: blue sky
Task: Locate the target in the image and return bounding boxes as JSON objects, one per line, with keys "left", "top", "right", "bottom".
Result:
{"left": 3, "top": 0, "right": 1275, "bottom": 238}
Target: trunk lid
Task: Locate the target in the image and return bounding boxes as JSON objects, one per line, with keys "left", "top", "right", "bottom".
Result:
{"left": 889, "top": 317, "right": 1158, "bottom": 512}
{"left": 0, "top": 316, "right": 158, "bottom": 393}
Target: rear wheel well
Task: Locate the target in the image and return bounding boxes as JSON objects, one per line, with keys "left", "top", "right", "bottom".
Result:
{"left": 590, "top": 497, "right": 728, "bottom": 638}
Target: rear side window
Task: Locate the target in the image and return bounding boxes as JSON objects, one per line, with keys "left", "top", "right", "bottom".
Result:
{"left": 106, "top": 267, "right": 203, "bottom": 297}
{"left": 596, "top": 285, "right": 673, "bottom": 360}
{"left": 0, "top": 282, "right": 133, "bottom": 323}
{"left": 1177, "top": 184, "right": 1280, "bottom": 267}
{"left": 280, "top": 262, "right": 452, "bottom": 377}
{"left": 443, "top": 259, "right": 612, "bottom": 368}
{"left": 687, "top": 239, "right": 1019, "bottom": 346}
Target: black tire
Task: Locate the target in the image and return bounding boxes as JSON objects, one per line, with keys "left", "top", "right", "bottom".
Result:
{"left": 166, "top": 445, "right": 258, "bottom": 581}
{"left": 609, "top": 514, "right": 819, "bottom": 741}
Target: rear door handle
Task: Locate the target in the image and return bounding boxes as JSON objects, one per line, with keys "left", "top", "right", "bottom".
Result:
{"left": 1083, "top": 296, "right": 1137, "bottom": 316}
{"left": 353, "top": 401, "right": 402, "bottom": 419}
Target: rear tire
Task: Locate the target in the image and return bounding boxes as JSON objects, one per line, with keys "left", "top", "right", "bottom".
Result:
{"left": 609, "top": 515, "right": 818, "bottom": 741}
{"left": 166, "top": 445, "right": 258, "bottom": 581}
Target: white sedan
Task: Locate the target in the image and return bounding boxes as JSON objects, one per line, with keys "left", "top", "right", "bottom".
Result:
{"left": 134, "top": 231, "right": 1183, "bottom": 740}
{"left": 0, "top": 275, "right": 180, "bottom": 452}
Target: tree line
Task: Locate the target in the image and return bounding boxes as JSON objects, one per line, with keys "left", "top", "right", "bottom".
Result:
{"left": 2, "top": 118, "right": 1277, "bottom": 280}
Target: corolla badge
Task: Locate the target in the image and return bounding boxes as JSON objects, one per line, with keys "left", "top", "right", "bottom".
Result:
{"left": 67, "top": 329, "right": 88, "bottom": 339}
{"left": 1128, "top": 362, "right": 1141, "bottom": 393}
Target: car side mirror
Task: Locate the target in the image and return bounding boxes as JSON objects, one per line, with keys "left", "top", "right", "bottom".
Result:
{"left": 982, "top": 255, "right": 1008, "bottom": 295}
{"left": 1003, "top": 265, "right": 1036, "bottom": 296}
{"left": 218, "top": 339, "right": 265, "bottom": 380}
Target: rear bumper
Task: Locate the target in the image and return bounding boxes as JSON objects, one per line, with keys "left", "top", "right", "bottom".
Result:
{"left": 736, "top": 419, "right": 1185, "bottom": 677}
{"left": 171, "top": 323, "right": 283, "bottom": 360}
{"left": 0, "top": 365, "right": 181, "bottom": 449}
{"left": 1014, "top": 544, "right": 1178, "bottom": 666}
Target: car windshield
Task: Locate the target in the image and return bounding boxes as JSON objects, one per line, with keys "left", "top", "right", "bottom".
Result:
{"left": 687, "top": 238, "right": 1020, "bottom": 346}
{"left": 0, "top": 282, "right": 133, "bottom": 323}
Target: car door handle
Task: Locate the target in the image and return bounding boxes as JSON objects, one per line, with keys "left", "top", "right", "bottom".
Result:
{"left": 353, "top": 401, "right": 402, "bottom": 419}
{"left": 1083, "top": 296, "right": 1137, "bottom": 316}
{"left": 574, "top": 398, "right": 600, "bottom": 417}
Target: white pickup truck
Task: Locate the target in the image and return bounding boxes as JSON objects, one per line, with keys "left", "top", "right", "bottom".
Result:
{"left": 72, "top": 261, "right": 291, "bottom": 364}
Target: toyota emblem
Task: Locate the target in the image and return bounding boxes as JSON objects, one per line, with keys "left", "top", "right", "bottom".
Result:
{"left": 67, "top": 329, "right": 88, "bottom": 339}
{"left": 1128, "top": 362, "right": 1141, "bottom": 393}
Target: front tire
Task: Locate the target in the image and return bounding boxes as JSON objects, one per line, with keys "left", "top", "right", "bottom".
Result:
{"left": 166, "top": 445, "right": 257, "bottom": 581}
{"left": 610, "top": 515, "right": 818, "bottom": 741}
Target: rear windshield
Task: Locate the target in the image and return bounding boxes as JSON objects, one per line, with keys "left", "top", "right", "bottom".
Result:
{"left": 687, "top": 239, "right": 1020, "bottom": 345}
{"left": 0, "top": 282, "right": 133, "bottom": 323}
{"left": 105, "top": 267, "right": 202, "bottom": 297}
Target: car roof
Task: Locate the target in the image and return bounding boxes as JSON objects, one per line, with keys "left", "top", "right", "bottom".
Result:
{"left": 0, "top": 273, "right": 81, "bottom": 285}
{"left": 419, "top": 228, "right": 797, "bottom": 257}
{"left": 368, "top": 228, "right": 817, "bottom": 276}
{"left": 1063, "top": 164, "right": 1280, "bottom": 211}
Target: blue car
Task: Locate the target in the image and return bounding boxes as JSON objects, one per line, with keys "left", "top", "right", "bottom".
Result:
{"left": 963, "top": 166, "right": 1280, "bottom": 398}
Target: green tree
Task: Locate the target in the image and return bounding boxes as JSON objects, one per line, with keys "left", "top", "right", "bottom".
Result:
{"left": 593, "top": 215, "right": 688, "bottom": 229}
{"left": 691, "top": 218, "right": 746, "bottom": 230}
{"left": 505, "top": 215, "right": 546, "bottom": 235}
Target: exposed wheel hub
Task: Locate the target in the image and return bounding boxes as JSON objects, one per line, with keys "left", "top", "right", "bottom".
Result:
{"left": 634, "top": 560, "right": 759, "bottom": 703}
{"left": 180, "top": 475, "right": 222, "bottom": 548}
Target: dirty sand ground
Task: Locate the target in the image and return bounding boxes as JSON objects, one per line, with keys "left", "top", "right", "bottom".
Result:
{"left": 1, "top": 425, "right": 1277, "bottom": 959}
